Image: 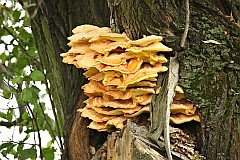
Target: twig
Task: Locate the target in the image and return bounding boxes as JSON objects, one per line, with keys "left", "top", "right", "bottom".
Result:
{"left": 180, "top": 0, "right": 190, "bottom": 48}
{"left": 46, "top": 81, "right": 64, "bottom": 152}
{"left": 1, "top": 140, "right": 39, "bottom": 146}
{"left": 26, "top": 103, "right": 43, "bottom": 159}
{"left": 3, "top": 25, "right": 39, "bottom": 63}
{"left": 164, "top": 55, "right": 179, "bottom": 160}
{"left": 38, "top": 98, "right": 61, "bottom": 149}
{"left": 38, "top": 57, "right": 64, "bottom": 152}
{"left": 0, "top": 121, "right": 17, "bottom": 127}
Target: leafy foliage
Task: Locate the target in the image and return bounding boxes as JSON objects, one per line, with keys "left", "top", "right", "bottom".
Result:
{"left": 0, "top": 1, "right": 62, "bottom": 159}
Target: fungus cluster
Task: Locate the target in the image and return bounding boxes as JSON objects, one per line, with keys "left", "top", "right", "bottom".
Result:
{"left": 61, "top": 24, "right": 199, "bottom": 131}
{"left": 171, "top": 86, "right": 200, "bottom": 124}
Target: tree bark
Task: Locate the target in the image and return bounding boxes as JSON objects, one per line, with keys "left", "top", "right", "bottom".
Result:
{"left": 22, "top": 0, "right": 240, "bottom": 159}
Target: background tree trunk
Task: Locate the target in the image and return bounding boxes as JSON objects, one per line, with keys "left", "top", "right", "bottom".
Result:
{"left": 22, "top": 0, "right": 240, "bottom": 159}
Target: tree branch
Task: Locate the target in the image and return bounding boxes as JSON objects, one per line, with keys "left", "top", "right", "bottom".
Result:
{"left": 180, "top": 0, "right": 190, "bottom": 48}
{"left": 0, "top": 121, "right": 17, "bottom": 128}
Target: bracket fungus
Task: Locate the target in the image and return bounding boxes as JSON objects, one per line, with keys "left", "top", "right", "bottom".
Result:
{"left": 170, "top": 86, "right": 200, "bottom": 124}
{"left": 61, "top": 24, "right": 199, "bottom": 132}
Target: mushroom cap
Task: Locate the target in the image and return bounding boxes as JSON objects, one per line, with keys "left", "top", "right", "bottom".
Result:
{"left": 88, "top": 116, "right": 127, "bottom": 131}
{"left": 103, "top": 41, "right": 130, "bottom": 54}
{"left": 106, "top": 116, "right": 126, "bottom": 129}
{"left": 90, "top": 40, "right": 112, "bottom": 53}
{"left": 129, "top": 35, "right": 163, "bottom": 47}
{"left": 89, "top": 105, "right": 142, "bottom": 115}
{"left": 95, "top": 52, "right": 134, "bottom": 66}
{"left": 170, "top": 113, "right": 200, "bottom": 124}
{"left": 174, "top": 86, "right": 185, "bottom": 100}
{"left": 85, "top": 96, "right": 137, "bottom": 109}
{"left": 89, "top": 33, "right": 130, "bottom": 42}
{"left": 125, "top": 105, "right": 150, "bottom": 117}
{"left": 72, "top": 25, "right": 111, "bottom": 35}
{"left": 72, "top": 24, "right": 100, "bottom": 34}
{"left": 83, "top": 80, "right": 155, "bottom": 100}
{"left": 62, "top": 55, "right": 77, "bottom": 65}
{"left": 131, "top": 88, "right": 155, "bottom": 96}
{"left": 60, "top": 52, "right": 69, "bottom": 57}
{"left": 82, "top": 80, "right": 106, "bottom": 96}
{"left": 67, "top": 33, "right": 97, "bottom": 44}
{"left": 175, "top": 86, "right": 184, "bottom": 94}
{"left": 128, "top": 81, "right": 156, "bottom": 88}
{"left": 83, "top": 67, "right": 99, "bottom": 78}
{"left": 146, "top": 77, "right": 158, "bottom": 81}
{"left": 135, "top": 94, "right": 153, "bottom": 105}
{"left": 149, "top": 53, "right": 168, "bottom": 65}
{"left": 95, "top": 58, "right": 143, "bottom": 74}
{"left": 90, "top": 72, "right": 105, "bottom": 81}
{"left": 75, "top": 51, "right": 97, "bottom": 69}
{"left": 105, "top": 87, "right": 155, "bottom": 99}
{"left": 88, "top": 121, "right": 108, "bottom": 131}
{"left": 118, "top": 63, "right": 168, "bottom": 90}
{"left": 78, "top": 107, "right": 117, "bottom": 122}
{"left": 102, "top": 76, "right": 123, "bottom": 86}
{"left": 67, "top": 42, "right": 91, "bottom": 54}
{"left": 126, "top": 42, "right": 172, "bottom": 53}
{"left": 171, "top": 102, "right": 197, "bottom": 115}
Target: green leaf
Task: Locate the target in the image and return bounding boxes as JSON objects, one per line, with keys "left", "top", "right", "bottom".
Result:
{"left": 42, "top": 147, "right": 55, "bottom": 160}
{"left": 12, "top": 76, "right": 22, "bottom": 84}
{"left": 2, "top": 90, "right": 11, "bottom": 99}
{"left": 16, "top": 58, "right": 28, "bottom": 70}
{"left": 27, "top": 46, "right": 37, "bottom": 57}
{"left": 17, "top": 144, "right": 24, "bottom": 152}
{"left": 29, "top": 86, "right": 40, "bottom": 104}
{"left": 0, "top": 143, "right": 15, "bottom": 157}
{"left": 1, "top": 149, "right": 7, "bottom": 157}
{"left": 0, "top": 143, "right": 14, "bottom": 151}
{"left": 21, "top": 88, "right": 32, "bottom": 101}
{"left": 13, "top": 10, "right": 21, "bottom": 22}
{"left": 46, "top": 140, "right": 54, "bottom": 147}
{"left": 0, "top": 111, "right": 7, "bottom": 120}
{"left": 0, "top": 53, "right": 7, "bottom": 62}
{"left": 30, "top": 70, "right": 45, "bottom": 81}
{"left": 22, "top": 112, "right": 29, "bottom": 120}
{"left": 6, "top": 108, "right": 14, "bottom": 122}
{"left": 18, "top": 29, "right": 30, "bottom": 41}
{"left": 18, "top": 147, "right": 37, "bottom": 159}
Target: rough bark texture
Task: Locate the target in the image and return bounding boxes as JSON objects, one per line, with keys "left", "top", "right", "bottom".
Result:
{"left": 22, "top": 0, "right": 110, "bottom": 159}
{"left": 21, "top": 0, "right": 240, "bottom": 159}
{"left": 178, "top": 2, "right": 240, "bottom": 159}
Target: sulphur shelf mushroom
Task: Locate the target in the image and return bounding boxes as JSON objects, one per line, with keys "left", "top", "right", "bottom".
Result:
{"left": 62, "top": 24, "right": 202, "bottom": 131}
{"left": 170, "top": 86, "right": 200, "bottom": 124}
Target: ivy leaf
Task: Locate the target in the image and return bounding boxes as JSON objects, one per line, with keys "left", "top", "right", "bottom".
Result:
{"left": 21, "top": 88, "right": 32, "bottom": 101}
{"left": 30, "top": 70, "right": 45, "bottom": 81}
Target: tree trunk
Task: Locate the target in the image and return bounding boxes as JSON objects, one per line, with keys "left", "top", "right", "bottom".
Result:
{"left": 22, "top": 0, "right": 240, "bottom": 159}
